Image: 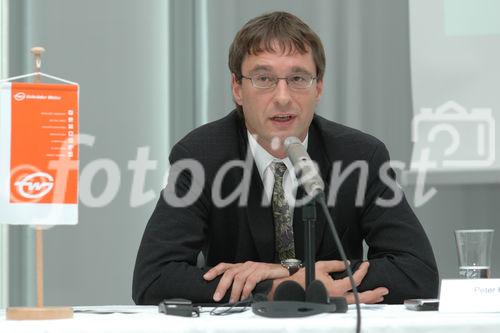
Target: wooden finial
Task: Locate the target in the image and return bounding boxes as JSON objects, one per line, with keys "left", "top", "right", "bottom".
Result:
{"left": 30, "top": 46, "right": 46, "bottom": 72}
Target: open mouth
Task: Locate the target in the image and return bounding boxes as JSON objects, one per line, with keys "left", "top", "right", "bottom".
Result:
{"left": 270, "top": 114, "right": 295, "bottom": 122}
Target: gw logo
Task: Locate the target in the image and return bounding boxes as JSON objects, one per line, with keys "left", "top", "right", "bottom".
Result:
{"left": 14, "top": 172, "right": 54, "bottom": 199}
{"left": 14, "top": 92, "right": 26, "bottom": 101}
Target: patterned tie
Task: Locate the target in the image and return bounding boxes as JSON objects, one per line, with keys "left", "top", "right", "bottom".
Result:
{"left": 271, "top": 162, "right": 295, "bottom": 261}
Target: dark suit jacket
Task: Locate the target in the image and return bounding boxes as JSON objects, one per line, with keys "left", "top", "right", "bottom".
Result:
{"left": 132, "top": 110, "right": 438, "bottom": 305}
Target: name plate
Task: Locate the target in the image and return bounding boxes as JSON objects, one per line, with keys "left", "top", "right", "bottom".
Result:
{"left": 439, "top": 279, "right": 500, "bottom": 313}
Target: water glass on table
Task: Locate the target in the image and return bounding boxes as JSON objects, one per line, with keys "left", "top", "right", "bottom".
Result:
{"left": 455, "top": 229, "right": 494, "bottom": 279}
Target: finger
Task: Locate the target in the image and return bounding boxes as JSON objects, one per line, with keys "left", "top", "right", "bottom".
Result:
{"left": 204, "top": 263, "right": 236, "bottom": 281}
{"left": 213, "top": 269, "right": 238, "bottom": 302}
{"left": 240, "top": 270, "right": 265, "bottom": 301}
{"left": 229, "top": 266, "right": 256, "bottom": 303}
{"left": 355, "top": 290, "right": 386, "bottom": 304}
{"left": 357, "top": 288, "right": 387, "bottom": 304}
{"left": 203, "top": 263, "right": 227, "bottom": 281}
{"left": 239, "top": 263, "right": 288, "bottom": 300}
{"left": 316, "top": 260, "right": 350, "bottom": 273}
{"left": 345, "top": 287, "right": 389, "bottom": 304}
{"left": 351, "top": 261, "right": 370, "bottom": 286}
{"left": 331, "top": 262, "right": 370, "bottom": 293}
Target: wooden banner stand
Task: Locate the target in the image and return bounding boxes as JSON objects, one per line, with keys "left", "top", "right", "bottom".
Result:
{"left": 6, "top": 47, "right": 74, "bottom": 320}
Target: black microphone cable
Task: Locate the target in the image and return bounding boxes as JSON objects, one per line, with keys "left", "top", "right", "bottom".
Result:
{"left": 315, "top": 191, "right": 361, "bottom": 333}
{"left": 209, "top": 293, "right": 267, "bottom": 316}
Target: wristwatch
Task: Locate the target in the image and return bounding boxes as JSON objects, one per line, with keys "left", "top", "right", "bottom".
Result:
{"left": 281, "top": 259, "right": 302, "bottom": 276}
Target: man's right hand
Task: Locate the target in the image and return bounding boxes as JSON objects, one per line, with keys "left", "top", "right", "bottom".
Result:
{"left": 269, "top": 260, "right": 389, "bottom": 304}
{"left": 203, "top": 261, "right": 289, "bottom": 303}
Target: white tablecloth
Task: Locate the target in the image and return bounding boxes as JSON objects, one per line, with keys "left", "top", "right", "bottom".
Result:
{"left": 1, "top": 304, "right": 500, "bottom": 333}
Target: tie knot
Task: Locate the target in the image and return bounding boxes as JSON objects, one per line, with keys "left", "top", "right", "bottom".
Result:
{"left": 271, "top": 162, "right": 287, "bottom": 178}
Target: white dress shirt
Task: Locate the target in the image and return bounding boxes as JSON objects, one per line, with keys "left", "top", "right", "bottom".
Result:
{"left": 247, "top": 131, "right": 308, "bottom": 212}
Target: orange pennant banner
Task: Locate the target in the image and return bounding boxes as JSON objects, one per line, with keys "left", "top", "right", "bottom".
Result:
{"left": 9, "top": 83, "right": 79, "bottom": 204}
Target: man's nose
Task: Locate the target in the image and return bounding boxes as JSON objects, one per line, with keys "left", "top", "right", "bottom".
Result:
{"left": 273, "top": 79, "right": 292, "bottom": 106}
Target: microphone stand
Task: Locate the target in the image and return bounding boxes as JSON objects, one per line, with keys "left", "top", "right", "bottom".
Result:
{"left": 302, "top": 195, "right": 318, "bottom": 289}
{"left": 261, "top": 137, "right": 360, "bottom": 332}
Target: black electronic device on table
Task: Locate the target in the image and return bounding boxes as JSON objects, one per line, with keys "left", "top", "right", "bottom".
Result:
{"left": 404, "top": 299, "right": 439, "bottom": 311}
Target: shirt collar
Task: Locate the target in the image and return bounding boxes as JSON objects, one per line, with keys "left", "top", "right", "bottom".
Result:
{"left": 247, "top": 131, "right": 309, "bottom": 179}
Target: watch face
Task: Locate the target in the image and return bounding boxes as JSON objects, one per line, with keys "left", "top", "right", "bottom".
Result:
{"left": 281, "top": 259, "right": 302, "bottom": 266}
{"left": 281, "top": 259, "right": 302, "bottom": 276}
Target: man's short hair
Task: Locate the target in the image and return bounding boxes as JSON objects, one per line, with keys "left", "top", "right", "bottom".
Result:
{"left": 228, "top": 11, "right": 326, "bottom": 114}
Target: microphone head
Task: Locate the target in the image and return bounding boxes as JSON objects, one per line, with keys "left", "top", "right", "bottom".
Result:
{"left": 284, "top": 136, "right": 302, "bottom": 152}
{"left": 284, "top": 136, "right": 325, "bottom": 197}
{"left": 274, "top": 280, "right": 305, "bottom": 302}
{"left": 305, "top": 280, "right": 329, "bottom": 304}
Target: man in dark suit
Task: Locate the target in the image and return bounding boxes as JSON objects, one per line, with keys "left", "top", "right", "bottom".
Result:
{"left": 132, "top": 11, "right": 438, "bottom": 305}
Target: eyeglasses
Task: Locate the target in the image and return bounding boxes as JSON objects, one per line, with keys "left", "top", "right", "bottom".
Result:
{"left": 240, "top": 73, "right": 317, "bottom": 90}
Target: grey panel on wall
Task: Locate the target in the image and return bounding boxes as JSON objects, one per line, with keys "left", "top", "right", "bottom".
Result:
{"left": 9, "top": 0, "right": 168, "bottom": 306}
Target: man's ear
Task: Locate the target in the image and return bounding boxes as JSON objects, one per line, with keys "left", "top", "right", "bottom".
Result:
{"left": 231, "top": 73, "right": 243, "bottom": 106}
{"left": 315, "top": 78, "right": 324, "bottom": 102}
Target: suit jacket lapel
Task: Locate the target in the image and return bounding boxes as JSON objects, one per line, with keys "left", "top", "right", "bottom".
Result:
{"left": 246, "top": 166, "right": 276, "bottom": 262}
{"left": 235, "top": 114, "right": 275, "bottom": 263}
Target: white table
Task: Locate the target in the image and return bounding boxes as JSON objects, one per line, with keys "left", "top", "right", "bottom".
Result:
{"left": 1, "top": 304, "right": 500, "bottom": 333}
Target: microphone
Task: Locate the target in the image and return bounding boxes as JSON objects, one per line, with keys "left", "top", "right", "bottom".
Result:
{"left": 251, "top": 280, "right": 347, "bottom": 318}
{"left": 284, "top": 136, "right": 324, "bottom": 198}
{"left": 273, "top": 280, "right": 305, "bottom": 302}
{"left": 270, "top": 137, "right": 360, "bottom": 331}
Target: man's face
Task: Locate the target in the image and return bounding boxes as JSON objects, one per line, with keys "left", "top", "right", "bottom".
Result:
{"left": 232, "top": 46, "right": 323, "bottom": 155}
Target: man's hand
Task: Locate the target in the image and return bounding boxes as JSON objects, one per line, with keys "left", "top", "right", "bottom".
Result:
{"left": 270, "top": 261, "right": 389, "bottom": 304}
{"left": 203, "top": 261, "right": 289, "bottom": 303}
{"left": 315, "top": 261, "right": 389, "bottom": 303}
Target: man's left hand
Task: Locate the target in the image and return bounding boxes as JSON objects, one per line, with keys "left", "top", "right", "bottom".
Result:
{"left": 314, "top": 261, "right": 389, "bottom": 303}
